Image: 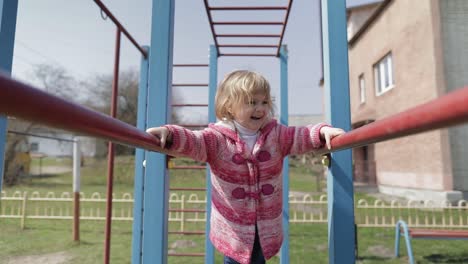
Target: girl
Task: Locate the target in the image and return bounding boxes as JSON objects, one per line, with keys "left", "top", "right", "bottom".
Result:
{"left": 146, "top": 70, "right": 344, "bottom": 264}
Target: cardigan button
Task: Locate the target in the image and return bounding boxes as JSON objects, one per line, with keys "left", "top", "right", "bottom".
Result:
{"left": 257, "top": 151, "right": 271, "bottom": 162}
{"left": 232, "top": 187, "right": 246, "bottom": 199}
{"left": 261, "top": 184, "right": 274, "bottom": 195}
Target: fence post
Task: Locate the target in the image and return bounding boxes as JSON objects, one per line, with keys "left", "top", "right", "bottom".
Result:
{"left": 181, "top": 194, "right": 185, "bottom": 232}
{"left": 73, "top": 138, "right": 81, "bottom": 242}
{"left": 21, "top": 191, "right": 27, "bottom": 229}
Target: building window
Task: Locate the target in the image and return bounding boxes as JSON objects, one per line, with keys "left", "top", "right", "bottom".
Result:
{"left": 374, "top": 53, "right": 394, "bottom": 95}
{"left": 359, "top": 74, "right": 365, "bottom": 104}
{"left": 30, "top": 142, "right": 39, "bottom": 152}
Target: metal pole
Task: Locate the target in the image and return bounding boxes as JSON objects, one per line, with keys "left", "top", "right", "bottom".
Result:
{"left": 104, "top": 27, "right": 121, "bottom": 264}
{"left": 0, "top": 0, "right": 19, "bottom": 193}
{"left": 279, "top": 45, "right": 290, "bottom": 264}
{"left": 205, "top": 45, "right": 218, "bottom": 264}
{"left": 73, "top": 138, "right": 81, "bottom": 242}
{"left": 131, "top": 46, "right": 150, "bottom": 264}
{"left": 321, "top": 0, "right": 356, "bottom": 263}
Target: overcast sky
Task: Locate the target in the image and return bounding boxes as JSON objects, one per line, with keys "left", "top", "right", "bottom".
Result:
{"left": 11, "top": 0, "right": 378, "bottom": 123}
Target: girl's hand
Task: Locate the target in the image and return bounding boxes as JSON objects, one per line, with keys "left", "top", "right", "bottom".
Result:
{"left": 320, "top": 126, "right": 345, "bottom": 150}
{"left": 146, "top": 127, "right": 171, "bottom": 148}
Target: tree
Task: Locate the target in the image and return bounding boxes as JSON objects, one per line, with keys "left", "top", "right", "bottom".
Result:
{"left": 82, "top": 68, "right": 181, "bottom": 156}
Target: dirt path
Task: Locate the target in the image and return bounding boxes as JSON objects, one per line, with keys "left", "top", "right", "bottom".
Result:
{"left": 4, "top": 251, "right": 73, "bottom": 264}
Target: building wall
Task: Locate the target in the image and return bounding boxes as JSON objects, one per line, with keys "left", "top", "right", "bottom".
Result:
{"left": 348, "top": 0, "right": 453, "bottom": 192}
{"left": 440, "top": 0, "right": 468, "bottom": 191}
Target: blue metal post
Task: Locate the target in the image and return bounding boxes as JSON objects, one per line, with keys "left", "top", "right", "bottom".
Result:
{"left": 131, "top": 46, "right": 149, "bottom": 264}
{"left": 205, "top": 45, "right": 217, "bottom": 264}
{"left": 321, "top": 0, "right": 355, "bottom": 263}
{"left": 0, "top": 0, "right": 18, "bottom": 192}
{"left": 279, "top": 45, "right": 290, "bottom": 264}
{"left": 142, "top": 1, "right": 174, "bottom": 263}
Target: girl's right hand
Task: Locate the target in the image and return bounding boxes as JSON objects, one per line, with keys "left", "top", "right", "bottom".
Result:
{"left": 146, "top": 127, "right": 170, "bottom": 148}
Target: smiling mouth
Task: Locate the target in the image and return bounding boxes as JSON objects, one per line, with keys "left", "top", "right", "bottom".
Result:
{"left": 251, "top": 116, "right": 262, "bottom": 120}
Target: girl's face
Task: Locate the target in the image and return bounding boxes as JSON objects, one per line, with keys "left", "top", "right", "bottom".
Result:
{"left": 231, "top": 93, "right": 270, "bottom": 131}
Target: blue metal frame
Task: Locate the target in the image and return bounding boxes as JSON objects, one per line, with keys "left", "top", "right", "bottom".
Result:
{"left": 394, "top": 220, "right": 415, "bottom": 264}
{"left": 321, "top": 0, "right": 356, "bottom": 263}
{"left": 132, "top": 46, "right": 150, "bottom": 264}
{"left": 142, "top": 1, "right": 175, "bottom": 263}
{"left": 279, "top": 45, "right": 290, "bottom": 264}
{"left": 0, "top": 0, "right": 18, "bottom": 192}
{"left": 205, "top": 45, "right": 217, "bottom": 264}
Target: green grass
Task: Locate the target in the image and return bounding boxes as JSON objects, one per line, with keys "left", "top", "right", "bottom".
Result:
{"left": 2, "top": 156, "right": 468, "bottom": 263}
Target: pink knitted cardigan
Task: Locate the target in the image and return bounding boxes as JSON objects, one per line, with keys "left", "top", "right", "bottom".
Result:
{"left": 164, "top": 119, "right": 327, "bottom": 264}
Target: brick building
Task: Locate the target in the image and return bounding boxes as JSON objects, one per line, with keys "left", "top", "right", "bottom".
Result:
{"left": 347, "top": 0, "right": 468, "bottom": 202}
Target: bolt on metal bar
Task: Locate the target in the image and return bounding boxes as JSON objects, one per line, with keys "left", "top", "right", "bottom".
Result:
{"left": 93, "top": 0, "right": 148, "bottom": 58}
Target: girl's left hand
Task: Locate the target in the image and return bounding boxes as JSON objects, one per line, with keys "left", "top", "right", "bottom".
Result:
{"left": 320, "top": 126, "right": 346, "bottom": 150}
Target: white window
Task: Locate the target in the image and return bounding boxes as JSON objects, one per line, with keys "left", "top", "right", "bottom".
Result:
{"left": 359, "top": 74, "right": 365, "bottom": 104}
{"left": 374, "top": 53, "right": 394, "bottom": 95}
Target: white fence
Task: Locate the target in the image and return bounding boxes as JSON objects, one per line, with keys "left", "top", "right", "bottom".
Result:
{"left": 2, "top": 191, "right": 468, "bottom": 230}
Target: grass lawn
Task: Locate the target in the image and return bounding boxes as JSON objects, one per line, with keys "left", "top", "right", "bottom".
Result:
{"left": 2, "top": 156, "right": 468, "bottom": 263}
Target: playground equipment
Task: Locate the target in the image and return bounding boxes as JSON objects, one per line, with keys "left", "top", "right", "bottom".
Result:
{"left": 1, "top": 0, "right": 468, "bottom": 264}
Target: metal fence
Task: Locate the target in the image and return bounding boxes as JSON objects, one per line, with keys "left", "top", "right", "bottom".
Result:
{"left": 2, "top": 190, "right": 468, "bottom": 229}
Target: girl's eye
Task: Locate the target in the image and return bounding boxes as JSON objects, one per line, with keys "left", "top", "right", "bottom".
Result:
{"left": 248, "top": 101, "right": 256, "bottom": 105}
{"left": 262, "top": 101, "right": 268, "bottom": 105}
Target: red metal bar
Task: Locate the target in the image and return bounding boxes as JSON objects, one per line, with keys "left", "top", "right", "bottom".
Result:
{"left": 172, "top": 104, "right": 208, "bottom": 107}
{"left": 218, "top": 44, "right": 278, "bottom": 48}
{"left": 220, "top": 53, "right": 277, "bottom": 57}
{"left": 104, "top": 27, "right": 121, "bottom": 264}
{"left": 209, "top": 6, "right": 288, "bottom": 11}
{"left": 93, "top": 0, "right": 147, "bottom": 58}
{"left": 320, "top": 86, "right": 468, "bottom": 155}
{"left": 172, "top": 84, "right": 208, "bottom": 87}
{"left": 216, "top": 34, "right": 280, "bottom": 38}
{"left": 173, "top": 64, "right": 208, "bottom": 67}
{"left": 277, "top": 0, "right": 294, "bottom": 56}
{"left": 213, "top": 21, "right": 284, "bottom": 25}
{"left": 203, "top": 0, "right": 220, "bottom": 56}
{"left": 0, "top": 78, "right": 166, "bottom": 154}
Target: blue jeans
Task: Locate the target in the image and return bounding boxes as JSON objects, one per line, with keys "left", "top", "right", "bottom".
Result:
{"left": 223, "top": 227, "right": 265, "bottom": 264}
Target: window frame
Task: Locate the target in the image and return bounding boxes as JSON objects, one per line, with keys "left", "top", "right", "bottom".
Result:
{"left": 373, "top": 53, "right": 394, "bottom": 96}
{"left": 358, "top": 74, "right": 365, "bottom": 104}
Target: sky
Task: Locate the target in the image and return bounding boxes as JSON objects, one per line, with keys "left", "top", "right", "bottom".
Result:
{"left": 11, "top": 0, "right": 377, "bottom": 123}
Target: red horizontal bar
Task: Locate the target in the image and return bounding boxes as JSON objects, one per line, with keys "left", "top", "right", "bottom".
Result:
{"left": 209, "top": 6, "right": 288, "bottom": 11}
{"left": 172, "top": 84, "right": 208, "bottom": 87}
{"left": 409, "top": 229, "right": 468, "bottom": 238}
{"left": 218, "top": 44, "right": 279, "bottom": 48}
{"left": 173, "top": 64, "right": 208, "bottom": 67}
{"left": 0, "top": 74, "right": 165, "bottom": 152}
{"left": 216, "top": 34, "right": 280, "bottom": 38}
{"left": 213, "top": 21, "right": 284, "bottom": 25}
{"left": 320, "top": 86, "right": 468, "bottom": 155}
{"left": 172, "top": 104, "right": 208, "bottom": 107}
{"left": 220, "top": 53, "right": 277, "bottom": 57}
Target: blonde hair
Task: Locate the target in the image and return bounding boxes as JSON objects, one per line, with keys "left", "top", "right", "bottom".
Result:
{"left": 215, "top": 70, "right": 274, "bottom": 120}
